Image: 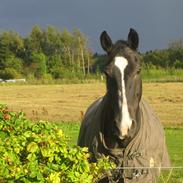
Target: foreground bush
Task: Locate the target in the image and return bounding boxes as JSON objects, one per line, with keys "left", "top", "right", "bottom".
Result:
{"left": 0, "top": 104, "right": 114, "bottom": 183}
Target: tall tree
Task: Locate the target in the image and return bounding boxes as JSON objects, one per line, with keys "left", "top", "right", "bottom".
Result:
{"left": 73, "top": 29, "right": 89, "bottom": 75}
{"left": 168, "top": 39, "right": 183, "bottom": 50}
{"left": 26, "top": 25, "right": 43, "bottom": 53}
{"left": 0, "top": 38, "right": 8, "bottom": 69}
{"left": 61, "top": 28, "right": 73, "bottom": 67}
{"left": 29, "top": 52, "right": 47, "bottom": 78}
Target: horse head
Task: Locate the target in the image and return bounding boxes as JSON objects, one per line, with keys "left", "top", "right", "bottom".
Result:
{"left": 100, "top": 29, "right": 142, "bottom": 147}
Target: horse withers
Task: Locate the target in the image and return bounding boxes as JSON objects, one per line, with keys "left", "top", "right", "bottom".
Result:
{"left": 77, "top": 29, "right": 170, "bottom": 183}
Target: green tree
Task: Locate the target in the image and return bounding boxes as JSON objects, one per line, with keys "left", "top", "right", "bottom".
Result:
{"left": 4, "top": 55, "right": 23, "bottom": 73}
{"left": 0, "top": 68, "right": 21, "bottom": 79}
{"left": 60, "top": 28, "right": 73, "bottom": 67}
{"left": 2, "top": 31, "right": 24, "bottom": 57}
{"left": 41, "top": 26, "right": 63, "bottom": 56}
{"left": 27, "top": 25, "right": 43, "bottom": 52}
{"left": 0, "top": 25, "right": 94, "bottom": 80}
{"left": 0, "top": 38, "right": 8, "bottom": 69}
{"left": 168, "top": 39, "right": 183, "bottom": 50}
{"left": 0, "top": 32, "right": 23, "bottom": 79}
{"left": 29, "top": 52, "right": 47, "bottom": 78}
{"left": 73, "top": 29, "right": 89, "bottom": 75}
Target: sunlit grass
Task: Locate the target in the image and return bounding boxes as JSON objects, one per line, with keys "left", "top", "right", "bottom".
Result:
{"left": 159, "top": 128, "right": 183, "bottom": 183}
{"left": 55, "top": 122, "right": 80, "bottom": 145}
{"left": 56, "top": 122, "right": 183, "bottom": 182}
{"left": 142, "top": 69, "right": 183, "bottom": 82}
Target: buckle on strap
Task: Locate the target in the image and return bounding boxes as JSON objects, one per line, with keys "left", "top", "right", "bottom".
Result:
{"left": 127, "top": 151, "right": 143, "bottom": 160}
{"left": 124, "top": 169, "right": 149, "bottom": 179}
{"left": 132, "top": 170, "right": 142, "bottom": 179}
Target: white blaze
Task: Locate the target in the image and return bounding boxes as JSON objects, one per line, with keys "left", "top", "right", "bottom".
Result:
{"left": 114, "top": 56, "right": 132, "bottom": 137}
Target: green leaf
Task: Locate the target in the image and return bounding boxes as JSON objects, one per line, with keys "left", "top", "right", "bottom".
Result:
{"left": 0, "top": 103, "right": 115, "bottom": 183}
{"left": 49, "top": 172, "right": 60, "bottom": 183}
{"left": 27, "top": 153, "right": 37, "bottom": 161}
{"left": 23, "top": 131, "right": 32, "bottom": 138}
{"left": 27, "top": 142, "right": 39, "bottom": 153}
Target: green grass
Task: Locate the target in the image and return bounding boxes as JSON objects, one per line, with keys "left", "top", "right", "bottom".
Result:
{"left": 55, "top": 122, "right": 80, "bottom": 145}
{"left": 142, "top": 69, "right": 183, "bottom": 82}
{"left": 56, "top": 122, "right": 183, "bottom": 182}
{"left": 1, "top": 69, "right": 183, "bottom": 85}
{"left": 158, "top": 128, "right": 183, "bottom": 183}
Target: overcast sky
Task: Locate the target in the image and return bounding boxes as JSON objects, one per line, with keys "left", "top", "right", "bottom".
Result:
{"left": 0, "top": 0, "right": 182, "bottom": 53}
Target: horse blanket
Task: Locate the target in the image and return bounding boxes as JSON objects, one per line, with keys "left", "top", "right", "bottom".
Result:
{"left": 77, "top": 98, "right": 171, "bottom": 183}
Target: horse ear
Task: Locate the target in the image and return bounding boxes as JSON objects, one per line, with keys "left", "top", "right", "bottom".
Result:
{"left": 100, "top": 31, "right": 113, "bottom": 53}
{"left": 128, "top": 28, "right": 139, "bottom": 50}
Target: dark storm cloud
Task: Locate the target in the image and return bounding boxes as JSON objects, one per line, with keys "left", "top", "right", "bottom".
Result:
{"left": 0, "top": 0, "right": 182, "bottom": 53}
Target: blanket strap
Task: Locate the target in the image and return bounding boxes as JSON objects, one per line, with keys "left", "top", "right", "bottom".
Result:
{"left": 124, "top": 151, "right": 149, "bottom": 179}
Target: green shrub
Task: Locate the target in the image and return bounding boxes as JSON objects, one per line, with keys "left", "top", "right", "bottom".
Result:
{"left": 0, "top": 104, "right": 115, "bottom": 183}
{"left": 33, "top": 53, "right": 47, "bottom": 78}
{"left": 0, "top": 68, "right": 22, "bottom": 79}
{"left": 4, "top": 55, "right": 23, "bottom": 73}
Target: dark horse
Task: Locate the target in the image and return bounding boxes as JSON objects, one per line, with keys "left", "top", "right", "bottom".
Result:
{"left": 77, "top": 29, "right": 170, "bottom": 183}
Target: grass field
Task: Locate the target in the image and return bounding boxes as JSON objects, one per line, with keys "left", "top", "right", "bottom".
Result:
{"left": 0, "top": 82, "right": 183, "bottom": 127}
{"left": 141, "top": 69, "right": 183, "bottom": 83}
{"left": 0, "top": 83, "right": 183, "bottom": 182}
{"left": 164, "top": 129, "right": 183, "bottom": 183}
{"left": 57, "top": 122, "right": 183, "bottom": 182}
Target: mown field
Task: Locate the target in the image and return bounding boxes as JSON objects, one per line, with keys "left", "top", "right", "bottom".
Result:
{"left": 0, "top": 83, "right": 183, "bottom": 182}
{"left": 0, "top": 82, "right": 183, "bottom": 127}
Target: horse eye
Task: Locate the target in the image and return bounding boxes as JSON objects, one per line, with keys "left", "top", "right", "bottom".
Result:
{"left": 104, "top": 69, "right": 109, "bottom": 75}
{"left": 137, "top": 70, "right": 140, "bottom": 74}
{"left": 136, "top": 67, "right": 141, "bottom": 74}
{"left": 104, "top": 67, "right": 111, "bottom": 76}
{"left": 134, "top": 57, "right": 138, "bottom": 63}
{"left": 104, "top": 64, "right": 114, "bottom": 76}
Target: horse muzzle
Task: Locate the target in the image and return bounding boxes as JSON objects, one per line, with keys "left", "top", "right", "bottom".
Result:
{"left": 115, "top": 119, "right": 136, "bottom": 140}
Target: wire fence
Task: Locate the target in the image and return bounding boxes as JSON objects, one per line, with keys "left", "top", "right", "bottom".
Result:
{"left": 107, "top": 166, "right": 183, "bottom": 183}
{"left": 110, "top": 166, "right": 183, "bottom": 170}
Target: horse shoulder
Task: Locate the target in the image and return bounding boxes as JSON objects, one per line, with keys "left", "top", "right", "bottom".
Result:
{"left": 138, "top": 98, "right": 171, "bottom": 166}
{"left": 77, "top": 97, "right": 103, "bottom": 147}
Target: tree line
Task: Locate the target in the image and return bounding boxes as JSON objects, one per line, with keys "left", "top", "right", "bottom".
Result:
{"left": 0, "top": 25, "right": 183, "bottom": 80}
{"left": 94, "top": 40, "right": 183, "bottom": 73}
{"left": 0, "top": 25, "right": 93, "bottom": 80}
{"left": 143, "top": 40, "right": 183, "bottom": 69}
